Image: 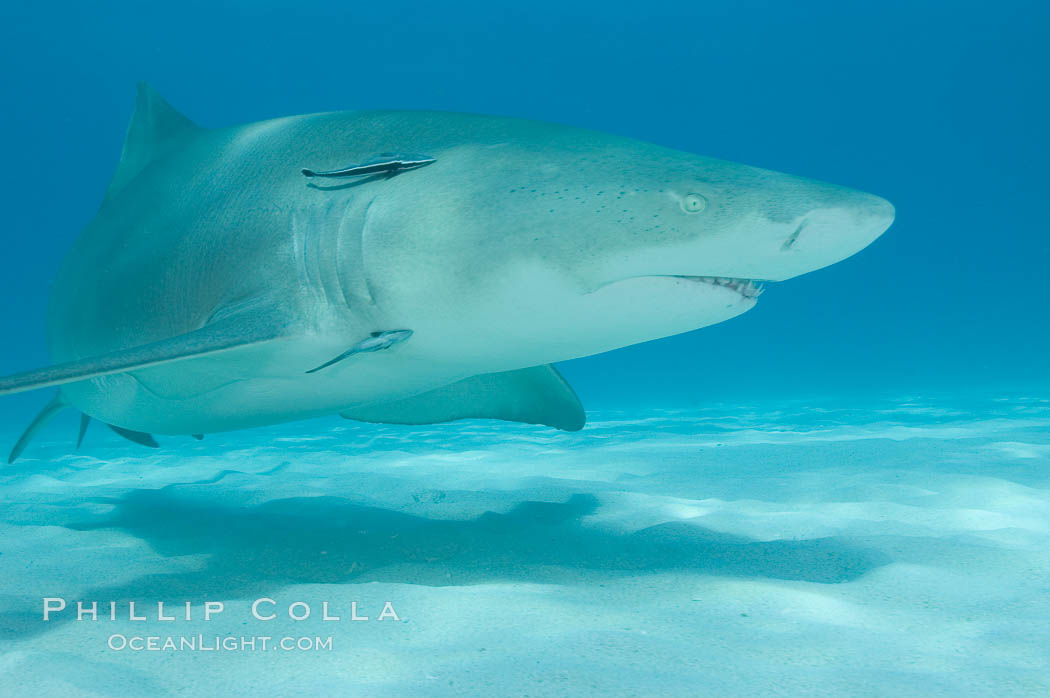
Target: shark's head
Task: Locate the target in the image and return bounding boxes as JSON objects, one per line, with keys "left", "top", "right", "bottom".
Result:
{"left": 359, "top": 116, "right": 894, "bottom": 371}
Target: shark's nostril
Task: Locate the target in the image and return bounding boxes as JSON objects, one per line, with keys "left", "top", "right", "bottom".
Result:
{"left": 781, "top": 219, "right": 807, "bottom": 251}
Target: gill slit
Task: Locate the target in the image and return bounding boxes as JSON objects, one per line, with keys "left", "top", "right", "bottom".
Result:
{"left": 339, "top": 195, "right": 378, "bottom": 307}
{"left": 358, "top": 197, "right": 379, "bottom": 305}
{"left": 292, "top": 206, "right": 322, "bottom": 308}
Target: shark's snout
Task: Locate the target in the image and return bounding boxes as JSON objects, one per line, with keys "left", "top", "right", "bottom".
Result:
{"left": 774, "top": 193, "right": 894, "bottom": 279}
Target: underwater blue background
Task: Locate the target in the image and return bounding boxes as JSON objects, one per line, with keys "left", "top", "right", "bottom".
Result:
{"left": 1, "top": 0, "right": 1046, "bottom": 412}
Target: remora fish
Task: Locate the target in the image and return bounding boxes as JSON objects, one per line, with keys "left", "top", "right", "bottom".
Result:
{"left": 0, "top": 84, "right": 893, "bottom": 461}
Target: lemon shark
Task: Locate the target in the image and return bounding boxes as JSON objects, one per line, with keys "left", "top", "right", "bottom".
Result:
{"left": 1, "top": 84, "right": 894, "bottom": 462}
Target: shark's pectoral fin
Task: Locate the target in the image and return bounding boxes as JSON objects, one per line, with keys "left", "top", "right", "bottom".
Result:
{"left": 107, "top": 425, "right": 159, "bottom": 448}
{"left": 340, "top": 365, "right": 586, "bottom": 431}
{"left": 0, "top": 314, "right": 291, "bottom": 398}
{"left": 8, "top": 393, "right": 69, "bottom": 464}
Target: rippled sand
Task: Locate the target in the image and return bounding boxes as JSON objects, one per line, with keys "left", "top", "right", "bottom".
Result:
{"left": 0, "top": 395, "right": 1047, "bottom": 696}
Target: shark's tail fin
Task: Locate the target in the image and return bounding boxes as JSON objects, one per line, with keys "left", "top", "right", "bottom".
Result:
{"left": 8, "top": 392, "right": 69, "bottom": 464}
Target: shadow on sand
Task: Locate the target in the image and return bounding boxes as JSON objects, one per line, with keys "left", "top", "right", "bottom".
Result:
{"left": 0, "top": 486, "right": 889, "bottom": 639}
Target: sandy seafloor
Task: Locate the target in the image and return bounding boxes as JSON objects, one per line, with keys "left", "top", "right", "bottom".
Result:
{"left": 0, "top": 394, "right": 1047, "bottom": 696}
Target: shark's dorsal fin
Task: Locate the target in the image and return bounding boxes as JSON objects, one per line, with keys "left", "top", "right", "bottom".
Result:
{"left": 105, "top": 82, "right": 201, "bottom": 199}
{"left": 340, "top": 365, "right": 585, "bottom": 431}
{"left": 0, "top": 313, "right": 291, "bottom": 398}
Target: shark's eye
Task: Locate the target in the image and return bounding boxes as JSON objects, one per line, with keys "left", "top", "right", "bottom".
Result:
{"left": 680, "top": 193, "right": 707, "bottom": 214}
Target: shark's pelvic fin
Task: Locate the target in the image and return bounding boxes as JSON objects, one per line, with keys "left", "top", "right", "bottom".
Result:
{"left": 0, "top": 314, "right": 290, "bottom": 398}
{"left": 340, "top": 364, "right": 585, "bottom": 431}
{"left": 76, "top": 413, "right": 91, "bottom": 449}
{"left": 8, "top": 393, "right": 69, "bottom": 464}
{"left": 105, "top": 82, "right": 202, "bottom": 201}
{"left": 107, "top": 425, "right": 159, "bottom": 448}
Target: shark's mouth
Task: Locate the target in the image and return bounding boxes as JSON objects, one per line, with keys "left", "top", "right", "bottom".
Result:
{"left": 588, "top": 274, "right": 765, "bottom": 300}
{"left": 672, "top": 276, "right": 765, "bottom": 300}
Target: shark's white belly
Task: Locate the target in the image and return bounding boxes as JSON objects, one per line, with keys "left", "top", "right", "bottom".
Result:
{"left": 58, "top": 341, "right": 469, "bottom": 435}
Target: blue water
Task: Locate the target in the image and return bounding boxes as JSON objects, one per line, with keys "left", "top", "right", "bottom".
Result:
{"left": 0, "top": 1, "right": 1047, "bottom": 695}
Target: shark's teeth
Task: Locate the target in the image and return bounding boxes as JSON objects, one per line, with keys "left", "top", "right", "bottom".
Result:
{"left": 692, "top": 276, "right": 763, "bottom": 299}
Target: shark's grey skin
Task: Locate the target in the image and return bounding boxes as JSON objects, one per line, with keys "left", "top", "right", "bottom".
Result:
{"left": 0, "top": 84, "right": 893, "bottom": 460}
